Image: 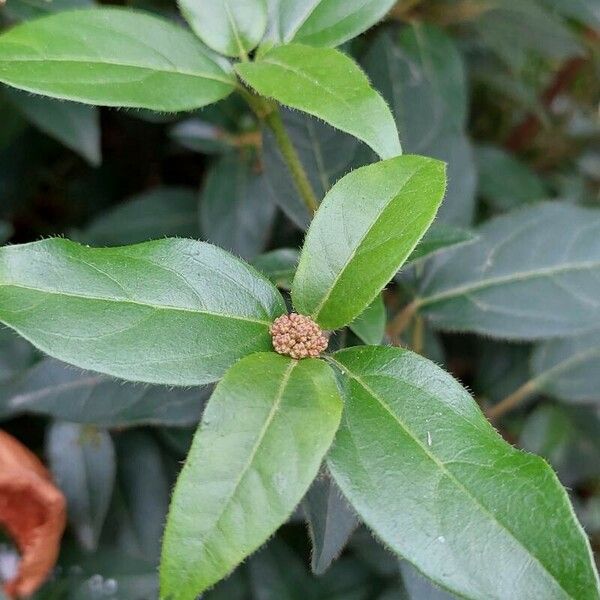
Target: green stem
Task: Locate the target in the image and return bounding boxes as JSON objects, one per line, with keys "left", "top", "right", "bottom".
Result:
{"left": 264, "top": 109, "right": 319, "bottom": 214}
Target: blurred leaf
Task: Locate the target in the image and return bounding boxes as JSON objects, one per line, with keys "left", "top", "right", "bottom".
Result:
{"left": 111, "top": 432, "right": 170, "bottom": 565}
{"left": 471, "top": 0, "right": 584, "bottom": 71}
{"left": 263, "top": 109, "right": 359, "bottom": 229}
{"left": 293, "top": 156, "right": 446, "bottom": 330}
{"left": 0, "top": 358, "right": 208, "bottom": 427}
{"left": 179, "top": 0, "right": 267, "bottom": 57}
{"left": 237, "top": 44, "right": 401, "bottom": 159}
{"left": 3, "top": 88, "right": 100, "bottom": 166}
{"left": 0, "top": 327, "right": 36, "bottom": 384}
{"left": 161, "top": 353, "right": 342, "bottom": 598}
{"left": 2, "top": 0, "right": 93, "bottom": 21}
{"left": 476, "top": 144, "right": 546, "bottom": 212}
{"left": 328, "top": 346, "right": 599, "bottom": 599}
{"left": 399, "top": 561, "right": 455, "bottom": 600}
{"left": 252, "top": 248, "right": 299, "bottom": 290}
{"left": 363, "top": 25, "right": 476, "bottom": 226}
{"left": 0, "top": 8, "right": 236, "bottom": 111}
{"left": 169, "top": 119, "right": 238, "bottom": 155}
{"left": 531, "top": 331, "right": 600, "bottom": 403}
{"left": 80, "top": 187, "right": 199, "bottom": 246}
{"left": 405, "top": 222, "right": 477, "bottom": 266}
{"left": 302, "top": 473, "right": 358, "bottom": 575}
{"left": 46, "top": 422, "right": 115, "bottom": 551}
{"left": 0, "top": 238, "right": 285, "bottom": 385}
{"left": 0, "top": 221, "right": 13, "bottom": 244}
{"left": 348, "top": 295, "right": 386, "bottom": 346}
{"left": 264, "top": 0, "right": 396, "bottom": 48}
{"left": 538, "top": 0, "right": 600, "bottom": 27}
{"left": 201, "top": 153, "right": 276, "bottom": 260}
{"left": 419, "top": 203, "right": 600, "bottom": 339}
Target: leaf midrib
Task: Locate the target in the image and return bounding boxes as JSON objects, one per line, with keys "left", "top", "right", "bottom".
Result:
{"left": 330, "top": 356, "right": 573, "bottom": 599}
{"left": 419, "top": 260, "right": 600, "bottom": 307}
{"left": 0, "top": 282, "right": 271, "bottom": 326}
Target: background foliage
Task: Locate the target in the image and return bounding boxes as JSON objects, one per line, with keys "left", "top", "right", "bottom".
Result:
{"left": 0, "top": 0, "right": 599, "bottom": 597}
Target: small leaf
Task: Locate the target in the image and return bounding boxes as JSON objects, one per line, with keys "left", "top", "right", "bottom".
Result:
{"left": 80, "top": 187, "right": 199, "bottom": 246}
{"left": 160, "top": 352, "right": 342, "bottom": 598}
{"left": 46, "top": 421, "right": 115, "bottom": 551}
{"left": 265, "top": 0, "right": 396, "bottom": 48}
{"left": 418, "top": 202, "right": 600, "bottom": 339}
{"left": 262, "top": 109, "right": 359, "bottom": 229}
{"left": 0, "top": 238, "right": 285, "bottom": 385}
{"left": 476, "top": 144, "right": 546, "bottom": 212}
{"left": 179, "top": 0, "right": 267, "bottom": 57}
{"left": 169, "top": 119, "right": 238, "bottom": 155}
{"left": 292, "top": 155, "right": 446, "bottom": 330}
{"left": 3, "top": 88, "right": 101, "bottom": 166}
{"left": 201, "top": 153, "right": 276, "bottom": 260}
{"left": 302, "top": 473, "right": 358, "bottom": 575}
{"left": 0, "top": 8, "right": 236, "bottom": 111}
{"left": 531, "top": 332, "right": 600, "bottom": 403}
{"left": 252, "top": 248, "right": 299, "bottom": 290}
{"left": 236, "top": 44, "right": 401, "bottom": 159}
{"left": 404, "top": 222, "right": 477, "bottom": 266}
{"left": 0, "top": 358, "right": 209, "bottom": 427}
{"left": 348, "top": 295, "right": 385, "bottom": 346}
{"left": 328, "top": 345, "right": 600, "bottom": 599}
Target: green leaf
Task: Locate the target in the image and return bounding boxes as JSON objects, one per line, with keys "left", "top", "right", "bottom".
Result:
{"left": 169, "top": 118, "right": 238, "bottom": 155}
{"left": 302, "top": 473, "right": 358, "bottom": 575}
{"left": 264, "top": 0, "right": 396, "bottom": 48}
{"left": 399, "top": 561, "right": 454, "bottom": 600}
{"left": 236, "top": 44, "right": 401, "bottom": 159}
{"left": 292, "top": 155, "right": 446, "bottom": 330}
{"left": 0, "top": 327, "right": 36, "bottom": 384}
{"left": 348, "top": 294, "right": 385, "bottom": 346}
{"left": 252, "top": 248, "right": 299, "bottom": 290}
{"left": 262, "top": 109, "right": 359, "bottom": 229}
{"left": 531, "top": 332, "right": 600, "bottom": 403}
{"left": 113, "top": 431, "right": 170, "bottom": 564}
{"left": 160, "top": 352, "right": 342, "bottom": 598}
{"left": 3, "top": 88, "right": 101, "bottom": 166}
{"left": 2, "top": 0, "right": 93, "bottom": 21}
{"left": 201, "top": 153, "right": 276, "bottom": 260}
{"left": 0, "top": 8, "right": 236, "bottom": 111}
{"left": 0, "top": 238, "right": 285, "bottom": 385}
{"left": 328, "top": 345, "right": 600, "bottom": 599}
{"left": 0, "top": 357, "right": 209, "bottom": 426}
{"left": 80, "top": 187, "right": 199, "bottom": 246}
{"left": 178, "top": 0, "right": 267, "bottom": 57}
{"left": 418, "top": 202, "right": 600, "bottom": 339}
{"left": 363, "top": 25, "right": 476, "bottom": 226}
{"left": 46, "top": 422, "right": 115, "bottom": 551}
{"left": 476, "top": 144, "right": 546, "bottom": 212}
{"left": 404, "top": 222, "right": 477, "bottom": 266}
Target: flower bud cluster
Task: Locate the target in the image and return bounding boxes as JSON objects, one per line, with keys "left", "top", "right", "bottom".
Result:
{"left": 270, "top": 313, "right": 328, "bottom": 359}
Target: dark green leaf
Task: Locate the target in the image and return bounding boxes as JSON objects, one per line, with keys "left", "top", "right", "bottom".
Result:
{"left": 418, "top": 203, "right": 600, "bottom": 339}
{"left": 0, "top": 327, "right": 36, "bottom": 384}
{"left": 160, "top": 352, "right": 342, "bottom": 598}
{"left": 2, "top": 0, "right": 93, "bottom": 21}
{"left": 252, "top": 248, "right": 299, "bottom": 290}
{"left": 3, "top": 88, "right": 100, "bottom": 166}
{"left": 169, "top": 118, "right": 238, "bottom": 155}
{"left": 538, "top": 0, "right": 600, "bottom": 27}
{"left": 405, "top": 222, "right": 477, "bottom": 266}
{"left": 236, "top": 44, "right": 401, "bottom": 159}
{"left": 0, "top": 221, "right": 12, "bottom": 244}
{"left": 201, "top": 153, "right": 276, "bottom": 260}
{"left": 348, "top": 295, "right": 386, "bottom": 346}
{"left": 476, "top": 145, "right": 546, "bottom": 212}
{"left": 178, "top": 0, "right": 267, "bottom": 57}
{"left": 363, "top": 26, "right": 476, "bottom": 226}
{"left": 0, "top": 8, "right": 236, "bottom": 111}
{"left": 0, "top": 358, "right": 209, "bottom": 426}
{"left": 399, "top": 561, "right": 455, "bottom": 600}
{"left": 531, "top": 332, "right": 600, "bottom": 403}
{"left": 264, "top": 0, "right": 396, "bottom": 48}
{"left": 262, "top": 109, "right": 359, "bottom": 229}
{"left": 0, "top": 238, "right": 285, "bottom": 385}
{"left": 328, "top": 345, "right": 600, "bottom": 599}
{"left": 46, "top": 422, "right": 115, "bottom": 551}
{"left": 302, "top": 473, "right": 358, "bottom": 575}
{"left": 112, "top": 431, "right": 171, "bottom": 564}
{"left": 293, "top": 155, "right": 446, "bottom": 330}
{"left": 80, "top": 187, "right": 199, "bottom": 246}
